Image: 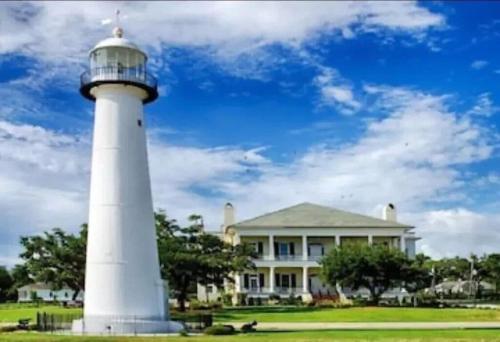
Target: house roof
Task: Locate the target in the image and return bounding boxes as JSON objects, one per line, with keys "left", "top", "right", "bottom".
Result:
{"left": 17, "top": 282, "right": 53, "bottom": 291}
{"left": 231, "top": 202, "right": 413, "bottom": 229}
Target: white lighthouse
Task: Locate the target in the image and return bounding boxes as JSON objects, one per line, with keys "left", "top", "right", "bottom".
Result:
{"left": 73, "top": 25, "right": 182, "bottom": 334}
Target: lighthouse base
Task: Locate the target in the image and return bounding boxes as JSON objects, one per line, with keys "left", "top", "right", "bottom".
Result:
{"left": 72, "top": 317, "right": 184, "bottom": 335}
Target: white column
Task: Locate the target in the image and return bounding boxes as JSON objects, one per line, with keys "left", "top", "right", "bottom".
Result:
{"left": 335, "top": 235, "right": 341, "bottom": 247}
{"left": 235, "top": 273, "right": 241, "bottom": 293}
{"left": 368, "top": 235, "right": 373, "bottom": 246}
{"left": 302, "top": 267, "right": 308, "bottom": 293}
{"left": 302, "top": 235, "right": 308, "bottom": 261}
{"left": 269, "top": 235, "right": 274, "bottom": 260}
{"left": 269, "top": 267, "right": 275, "bottom": 293}
{"left": 400, "top": 235, "right": 406, "bottom": 253}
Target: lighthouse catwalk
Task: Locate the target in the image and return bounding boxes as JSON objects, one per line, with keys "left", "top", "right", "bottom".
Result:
{"left": 73, "top": 25, "right": 182, "bottom": 334}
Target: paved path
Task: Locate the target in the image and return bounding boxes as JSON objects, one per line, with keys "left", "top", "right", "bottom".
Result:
{"left": 226, "top": 321, "right": 500, "bottom": 331}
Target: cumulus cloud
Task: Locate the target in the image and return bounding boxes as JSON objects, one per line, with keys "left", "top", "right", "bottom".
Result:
{"left": 0, "top": 1, "right": 445, "bottom": 83}
{"left": 417, "top": 209, "right": 500, "bottom": 258}
{"left": 0, "top": 83, "right": 496, "bottom": 266}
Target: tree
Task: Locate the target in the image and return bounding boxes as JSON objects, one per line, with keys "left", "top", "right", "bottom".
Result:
{"left": 19, "top": 224, "right": 87, "bottom": 300}
{"left": 320, "top": 244, "right": 411, "bottom": 305}
{"left": 7, "top": 264, "right": 32, "bottom": 299}
{"left": 156, "top": 210, "right": 255, "bottom": 311}
{"left": 428, "top": 257, "right": 470, "bottom": 283}
{"left": 0, "top": 266, "right": 14, "bottom": 302}
{"left": 404, "top": 253, "right": 433, "bottom": 294}
{"left": 481, "top": 253, "right": 500, "bottom": 298}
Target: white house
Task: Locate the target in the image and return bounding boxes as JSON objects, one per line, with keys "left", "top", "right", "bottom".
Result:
{"left": 17, "top": 283, "right": 84, "bottom": 303}
{"left": 201, "top": 202, "right": 419, "bottom": 304}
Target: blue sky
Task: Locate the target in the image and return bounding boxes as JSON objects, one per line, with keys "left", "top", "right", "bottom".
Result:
{"left": 0, "top": 1, "right": 499, "bottom": 266}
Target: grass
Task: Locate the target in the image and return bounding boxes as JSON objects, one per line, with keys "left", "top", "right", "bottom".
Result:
{"left": 214, "top": 306, "right": 500, "bottom": 323}
{"left": 2, "top": 330, "right": 500, "bottom": 341}
{"left": 0, "top": 304, "right": 81, "bottom": 323}
{"left": 1, "top": 304, "right": 500, "bottom": 325}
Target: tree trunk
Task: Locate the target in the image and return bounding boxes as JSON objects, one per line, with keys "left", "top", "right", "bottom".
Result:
{"left": 178, "top": 297, "right": 186, "bottom": 312}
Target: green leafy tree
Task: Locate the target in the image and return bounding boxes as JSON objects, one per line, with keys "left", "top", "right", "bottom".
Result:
{"left": 0, "top": 266, "right": 14, "bottom": 302}
{"left": 429, "top": 257, "right": 470, "bottom": 283}
{"left": 19, "top": 224, "right": 87, "bottom": 300}
{"left": 7, "top": 264, "right": 32, "bottom": 299}
{"left": 403, "top": 253, "right": 433, "bottom": 294}
{"left": 156, "top": 210, "right": 255, "bottom": 311}
{"left": 320, "top": 244, "right": 411, "bottom": 305}
{"left": 480, "top": 254, "right": 500, "bottom": 297}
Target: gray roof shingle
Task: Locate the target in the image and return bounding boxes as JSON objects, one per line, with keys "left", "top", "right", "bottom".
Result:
{"left": 232, "top": 202, "right": 412, "bottom": 229}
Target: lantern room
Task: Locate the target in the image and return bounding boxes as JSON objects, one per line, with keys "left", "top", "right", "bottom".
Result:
{"left": 80, "top": 27, "right": 158, "bottom": 104}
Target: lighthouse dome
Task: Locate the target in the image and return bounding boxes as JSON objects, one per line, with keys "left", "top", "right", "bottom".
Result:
{"left": 80, "top": 26, "right": 158, "bottom": 104}
{"left": 90, "top": 36, "right": 146, "bottom": 58}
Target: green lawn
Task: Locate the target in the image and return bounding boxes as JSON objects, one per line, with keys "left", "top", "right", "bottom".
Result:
{"left": 214, "top": 306, "right": 500, "bottom": 323}
{"left": 0, "top": 304, "right": 81, "bottom": 323}
{"left": 2, "top": 330, "right": 500, "bottom": 341}
{"left": 1, "top": 304, "right": 499, "bottom": 325}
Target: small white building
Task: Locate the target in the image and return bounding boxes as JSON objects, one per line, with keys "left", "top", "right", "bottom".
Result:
{"left": 198, "top": 202, "right": 419, "bottom": 304}
{"left": 17, "top": 283, "right": 84, "bottom": 303}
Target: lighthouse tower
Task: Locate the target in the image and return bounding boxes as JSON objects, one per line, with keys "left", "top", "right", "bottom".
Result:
{"left": 73, "top": 24, "right": 182, "bottom": 334}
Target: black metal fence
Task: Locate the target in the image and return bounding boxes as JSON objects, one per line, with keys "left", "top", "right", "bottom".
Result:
{"left": 36, "top": 312, "right": 83, "bottom": 332}
{"left": 172, "top": 313, "right": 213, "bottom": 332}
{"left": 35, "top": 311, "right": 212, "bottom": 333}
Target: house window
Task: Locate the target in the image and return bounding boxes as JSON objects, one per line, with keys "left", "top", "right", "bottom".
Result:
{"left": 243, "top": 273, "right": 265, "bottom": 290}
{"left": 207, "top": 285, "right": 214, "bottom": 294}
{"left": 279, "top": 243, "right": 289, "bottom": 256}
{"left": 64, "top": 292, "right": 68, "bottom": 298}
{"left": 137, "top": 119, "right": 142, "bottom": 127}
{"left": 275, "top": 242, "right": 295, "bottom": 259}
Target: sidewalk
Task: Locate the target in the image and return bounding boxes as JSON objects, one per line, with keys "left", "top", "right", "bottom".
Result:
{"left": 226, "top": 321, "right": 500, "bottom": 331}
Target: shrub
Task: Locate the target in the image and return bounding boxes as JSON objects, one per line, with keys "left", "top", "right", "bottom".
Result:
{"left": 281, "top": 293, "right": 302, "bottom": 306}
{"left": 312, "top": 299, "right": 353, "bottom": 308}
{"left": 189, "top": 299, "right": 222, "bottom": 311}
{"left": 237, "top": 293, "right": 247, "bottom": 306}
{"left": 222, "top": 293, "right": 233, "bottom": 306}
{"left": 204, "top": 324, "right": 236, "bottom": 335}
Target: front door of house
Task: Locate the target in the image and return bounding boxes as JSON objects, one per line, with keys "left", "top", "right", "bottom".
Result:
{"left": 281, "top": 274, "right": 290, "bottom": 289}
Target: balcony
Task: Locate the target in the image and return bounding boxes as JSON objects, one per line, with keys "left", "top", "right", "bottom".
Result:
{"left": 80, "top": 67, "right": 158, "bottom": 104}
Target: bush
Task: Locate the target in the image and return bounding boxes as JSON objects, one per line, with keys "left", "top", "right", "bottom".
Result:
{"left": 281, "top": 294, "right": 302, "bottom": 306}
{"left": 204, "top": 324, "right": 236, "bottom": 335}
{"left": 312, "top": 299, "right": 353, "bottom": 308}
{"left": 189, "top": 299, "right": 222, "bottom": 311}
{"left": 237, "top": 293, "right": 247, "bottom": 306}
{"left": 222, "top": 293, "right": 233, "bottom": 306}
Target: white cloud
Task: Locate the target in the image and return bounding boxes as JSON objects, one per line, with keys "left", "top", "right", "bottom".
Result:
{"left": 314, "top": 67, "right": 361, "bottom": 114}
{"left": 417, "top": 209, "right": 500, "bottom": 258}
{"left": 471, "top": 60, "right": 489, "bottom": 70}
{"left": 467, "top": 92, "right": 499, "bottom": 117}
{"left": 0, "top": 1, "right": 445, "bottom": 84}
{"left": 0, "top": 119, "right": 266, "bottom": 266}
{"left": 0, "top": 85, "right": 497, "bottom": 266}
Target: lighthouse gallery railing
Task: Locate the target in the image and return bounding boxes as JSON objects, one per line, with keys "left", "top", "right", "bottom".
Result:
{"left": 80, "top": 66, "right": 157, "bottom": 89}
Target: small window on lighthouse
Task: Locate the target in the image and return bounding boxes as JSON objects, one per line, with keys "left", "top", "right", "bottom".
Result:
{"left": 137, "top": 119, "right": 142, "bottom": 127}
